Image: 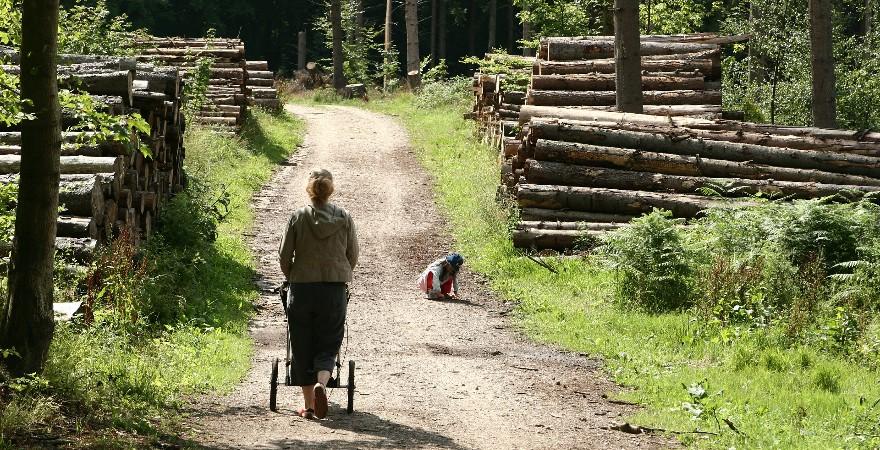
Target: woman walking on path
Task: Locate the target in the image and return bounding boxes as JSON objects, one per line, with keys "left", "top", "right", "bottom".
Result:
{"left": 278, "top": 169, "right": 359, "bottom": 419}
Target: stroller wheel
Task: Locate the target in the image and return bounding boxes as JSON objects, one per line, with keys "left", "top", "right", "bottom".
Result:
{"left": 269, "top": 358, "right": 279, "bottom": 412}
{"left": 346, "top": 360, "right": 355, "bottom": 414}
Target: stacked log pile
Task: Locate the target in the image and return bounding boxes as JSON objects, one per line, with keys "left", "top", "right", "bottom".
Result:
{"left": 245, "top": 60, "right": 282, "bottom": 111}
{"left": 135, "top": 37, "right": 261, "bottom": 132}
{"left": 529, "top": 34, "right": 749, "bottom": 119}
{"left": 504, "top": 107, "right": 880, "bottom": 250}
{"left": 0, "top": 51, "right": 187, "bottom": 262}
{"left": 469, "top": 54, "right": 534, "bottom": 147}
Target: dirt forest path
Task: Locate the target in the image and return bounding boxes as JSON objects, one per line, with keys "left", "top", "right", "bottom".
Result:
{"left": 187, "top": 104, "right": 671, "bottom": 449}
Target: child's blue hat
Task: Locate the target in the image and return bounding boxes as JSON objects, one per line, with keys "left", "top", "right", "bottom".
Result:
{"left": 446, "top": 252, "right": 464, "bottom": 268}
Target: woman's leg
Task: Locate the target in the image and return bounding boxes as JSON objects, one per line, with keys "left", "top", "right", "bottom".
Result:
{"left": 289, "top": 284, "right": 319, "bottom": 410}
{"left": 311, "top": 283, "right": 348, "bottom": 418}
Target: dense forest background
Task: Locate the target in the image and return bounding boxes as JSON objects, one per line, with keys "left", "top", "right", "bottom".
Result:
{"left": 92, "top": 0, "right": 526, "bottom": 75}
{"left": 89, "top": 0, "right": 879, "bottom": 129}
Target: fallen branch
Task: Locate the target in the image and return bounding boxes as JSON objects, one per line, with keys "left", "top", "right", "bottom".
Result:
{"left": 602, "top": 422, "right": 719, "bottom": 436}
{"left": 525, "top": 253, "right": 559, "bottom": 274}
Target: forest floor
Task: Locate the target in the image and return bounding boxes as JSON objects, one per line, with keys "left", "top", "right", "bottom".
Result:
{"left": 183, "top": 104, "right": 672, "bottom": 449}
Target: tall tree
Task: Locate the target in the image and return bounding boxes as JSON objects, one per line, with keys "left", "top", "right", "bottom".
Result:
{"left": 868, "top": 0, "right": 875, "bottom": 35}
{"left": 468, "top": 0, "right": 478, "bottom": 55}
{"left": 330, "top": 0, "right": 346, "bottom": 89}
{"left": 614, "top": 0, "right": 643, "bottom": 113}
{"left": 488, "top": 0, "right": 497, "bottom": 50}
{"left": 507, "top": 1, "right": 515, "bottom": 54}
{"left": 430, "top": 0, "right": 438, "bottom": 65}
{"left": 438, "top": 0, "right": 447, "bottom": 61}
{"left": 1, "top": 0, "right": 62, "bottom": 377}
{"left": 405, "top": 0, "right": 420, "bottom": 88}
{"left": 522, "top": 6, "right": 533, "bottom": 57}
{"left": 384, "top": 0, "right": 392, "bottom": 89}
{"left": 809, "top": 0, "right": 837, "bottom": 127}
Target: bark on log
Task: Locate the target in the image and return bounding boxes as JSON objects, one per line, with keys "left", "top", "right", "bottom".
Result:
{"left": 139, "top": 47, "right": 244, "bottom": 58}
{"left": 546, "top": 40, "right": 718, "bottom": 61}
{"left": 525, "top": 160, "right": 880, "bottom": 198}
{"left": 541, "top": 34, "right": 747, "bottom": 45}
{"left": 0, "top": 155, "right": 122, "bottom": 175}
{"left": 246, "top": 61, "right": 270, "bottom": 71}
{"left": 531, "top": 74, "right": 705, "bottom": 91}
{"left": 56, "top": 216, "right": 97, "bottom": 239}
{"left": 246, "top": 78, "right": 275, "bottom": 87}
{"left": 532, "top": 119, "right": 880, "bottom": 156}
{"left": 567, "top": 104, "right": 723, "bottom": 117}
{"left": 517, "top": 184, "right": 753, "bottom": 217}
{"left": 527, "top": 89, "right": 722, "bottom": 107}
{"left": 533, "top": 57, "right": 718, "bottom": 76}
{"left": 518, "top": 106, "right": 880, "bottom": 143}
{"left": 531, "top": 139, "right": 880, "bottom": 186}
{"left": 518, "top": 220, "right": 627, "bottom": 230}
{"left": 0, "top": 238, "right": 97, "bottom": 263}
{"left": 59, "top": 70, "right": 133, "bottom": 105}
{"left": 520, "top": 207, "right": 636, "bottom": 223}
{"left": 528, "top": 124, "right": 880, "bottom": 177}
{"left": 247, "top": 70, "right": 274, "bottom": 79}
{"left": 512, "top": 228, "right": 603, "bottom": 250}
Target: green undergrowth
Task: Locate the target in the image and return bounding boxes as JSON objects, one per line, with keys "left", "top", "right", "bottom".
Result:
{"left": 0, "top": 108, "right": 304, "bottom": 447}
{"left": 363, "top": 92, "right": 880, "bottom": 449}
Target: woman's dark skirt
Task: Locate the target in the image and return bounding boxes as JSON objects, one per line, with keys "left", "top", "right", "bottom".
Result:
{"left": 287, "top": 282, "right": 348, "bottom": 386}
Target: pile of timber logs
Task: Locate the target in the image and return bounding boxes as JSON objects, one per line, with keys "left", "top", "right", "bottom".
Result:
{"left": 503, "top": 107, "right": 880, "bottom": 250}
{"left": 135, "top": 37, "right": 284, "bottom": 131}
{"left": 469, "top": 54, "right": 534, "bottom": 148}
{"left": 0, "top": 49, "right": 187, "bottom": 263}
{"left": 529, "top": 33, "right": 748, "bottom": 120}
{"left": 245, "top": 60, "right": 282, "bottom": 111}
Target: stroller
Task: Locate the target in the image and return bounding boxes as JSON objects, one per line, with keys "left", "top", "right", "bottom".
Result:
{"left": 269, "top": 282, "right": 356, "bottom": 414}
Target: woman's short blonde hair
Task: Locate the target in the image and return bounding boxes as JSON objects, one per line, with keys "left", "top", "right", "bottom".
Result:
{"left": 307, "top": 169, "right": 335, "bottom": 205}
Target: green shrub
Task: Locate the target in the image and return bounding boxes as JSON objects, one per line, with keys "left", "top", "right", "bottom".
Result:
{"left": 602, "top": 209, "right": 694, "bottom": 312}
{"left": 413, "top": 77, "right": 472, "bottom": 110}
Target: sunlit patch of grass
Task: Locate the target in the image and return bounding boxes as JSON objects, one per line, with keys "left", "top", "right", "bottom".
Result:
{"left": 365, "top": 93, "right": 880, "bottom": 449}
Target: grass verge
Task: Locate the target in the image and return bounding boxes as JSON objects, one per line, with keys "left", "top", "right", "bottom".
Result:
{"left": 364, "top": 92, "right": 880, "bottom": 449}
{"left": 0, "top": 108, "right": 304, "bottom": 448}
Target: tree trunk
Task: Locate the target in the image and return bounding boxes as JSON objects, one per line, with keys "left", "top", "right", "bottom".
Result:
{"left": 438, "top": 0, "right": 447, "bottom": 62}
{"left": 527, "top": 123, "right": 880, "bottom": 177}
{"left": 524, "top": 160, "right": 880, "bottom": 199}
{"left": 614, "top": 0, "right": 643, "bottom": 113}
{"left": 384, "top": 0, "right": 393, "bottom": 90}
{"left": 531, "top": 74, "right": 706, "bottom": 91}
{"left": 507, "top": 1, "right": 515, "bottom": 54}
{"left": 530, "top": 139, "right": 880, "bottom": 186}
{"left": 522, "top": 7, "right": 533, "bottom": 57}
{"left": 517, "top": 184, "right": 752, "bottom": 217}
{"left": 430, "top": 0, "right": 438, "bottom": 65}
{"left": 298, "top": 31, "right": 307, "bottom": 70}
{"left": 405, "top": 0, "right": 421, "bottom": 89}
{"left": 527, "top": 89, "right": 721, "bottom": 107}
{"left": 1, "top": 0, "right": 60, "bottom": 377}
{"left": 468, "top": 0, "right": 478, "bottom": 56}
{"left": 809, "top": 0, "right": 837, "bottom": 128}
{"left": 488, "top": 0, "right": 497, "bottom": 50}
{"left": 868, "top": 0, "right": 875, "bottom": 35}
{"left": 330, "top": 0, "right": 346, "bottom": 90}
